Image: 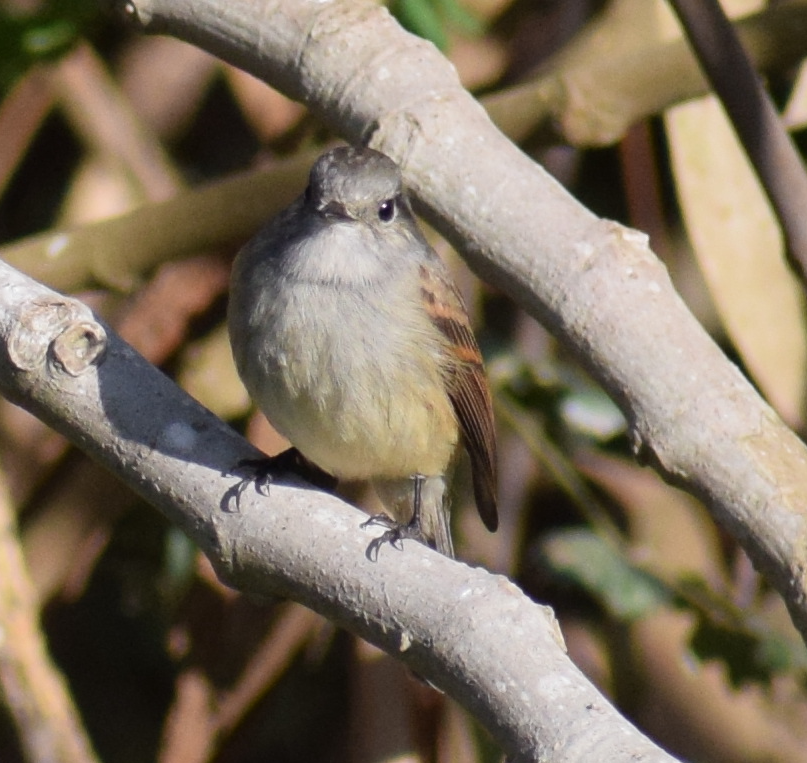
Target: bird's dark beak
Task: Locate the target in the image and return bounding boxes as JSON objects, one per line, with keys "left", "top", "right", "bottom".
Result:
{"left": 320, "top": 200, "right": 352, "bottom": 220}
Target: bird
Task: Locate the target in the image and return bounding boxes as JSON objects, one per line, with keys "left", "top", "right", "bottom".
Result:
{"left": 227, "top": 145, "right": 497, "bottom": 557}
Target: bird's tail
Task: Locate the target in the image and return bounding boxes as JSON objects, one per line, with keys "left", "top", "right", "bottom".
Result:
{"left": 428, "top": 482, "right": 454, "bottom": 559}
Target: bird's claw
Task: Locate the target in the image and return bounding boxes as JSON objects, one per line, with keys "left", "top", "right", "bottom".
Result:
{"left": 362, "top": 513, "right": 426, "bottom": 561}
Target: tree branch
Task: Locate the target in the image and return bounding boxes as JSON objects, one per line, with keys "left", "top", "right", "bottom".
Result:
{"left": 0, "top": 262, "right": 680, "bottom": 762}
{"left": 116, "top": 0, "right": 807, "bottom": 645}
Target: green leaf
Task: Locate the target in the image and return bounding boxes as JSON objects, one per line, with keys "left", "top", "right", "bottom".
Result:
{"left": 540, "top": 532, "right": 807, "bottom": 687}
{"left": 21, "top": 18, "right": 77, "bottom": 56}
{"left": 432, "top": 0, "right": 484, "bottom": 36}
{"left": 539, "top": 528, "right": 671, "bottom": 620}
{"left": 679, "top": 576, "right": 807, "bottom": 687}
{"left": 0, "top": 0, "right": 101, "bottom": 92}
{"left": 391, "top": 0, "right": 448, "bottom": 50}
{"left": 560, "top": 386, "right": 626, "bottom": 441}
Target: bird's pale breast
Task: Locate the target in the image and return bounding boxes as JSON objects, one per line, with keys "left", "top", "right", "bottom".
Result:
{"left": 235, "top": 277, "right": 459, "bottom": 481}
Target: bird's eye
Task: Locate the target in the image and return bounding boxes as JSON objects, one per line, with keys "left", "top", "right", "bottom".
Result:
{"left": 378, "top": 198, "right": 396, "bottom": 222}
{"left": 304, "top": 184, "right": 313, "bottom": 204}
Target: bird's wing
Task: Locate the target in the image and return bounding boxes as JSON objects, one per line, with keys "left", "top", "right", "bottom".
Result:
{"left": 419, "top": 262, "right": 498, "bottom": 531}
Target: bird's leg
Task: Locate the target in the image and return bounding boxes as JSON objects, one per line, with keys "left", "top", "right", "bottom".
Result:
{"left": 363, "top": 474, "right": 428, "bottom": 560}
{"left": 225, "top": 447, "right": 337, "bottom": 510}
{"left": 410, "top": 472, "right": 424, "bottom": 531}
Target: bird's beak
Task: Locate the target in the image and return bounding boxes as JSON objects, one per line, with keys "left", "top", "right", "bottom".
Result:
{"left": 320, "top": 200, "right": 352, "bottom": 220}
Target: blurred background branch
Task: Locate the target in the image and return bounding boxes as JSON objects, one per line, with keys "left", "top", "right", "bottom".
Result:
{"left": 0, "top": 471, "right": 100, "bottom": 763}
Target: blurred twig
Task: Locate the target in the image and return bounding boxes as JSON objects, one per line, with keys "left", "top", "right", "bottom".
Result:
{"left": 494, "top": 393, "right": 623, "bottom": 544}
{"left": 158, "top": 601, "right": 323, "bottom": 763}
{"left": 668, "top": 0, "right": 807, "bottom": 287}
{"left": 0, "top": 150, "right": 316, "bottom": 292}
{"left": 0, "top": 66, "right": 54, "bottom": 198}
{"left": 0, "top": 472, "right": 101, "bottom": 763}
{"left": 53, "top": 42, "right": 183, "bottom": 203}
{"left": 485, "top": 0, "right": 807, "bottom": 147}
{"left": 350, "top": 640, "right": 422, "bottom": 763}
{"left": 619, "top": 121, "right": 674, "bottom": 262}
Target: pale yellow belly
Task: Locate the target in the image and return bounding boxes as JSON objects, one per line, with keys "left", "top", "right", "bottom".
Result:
{"left": 256, "top": 365, "right": 459, "bottom": 481}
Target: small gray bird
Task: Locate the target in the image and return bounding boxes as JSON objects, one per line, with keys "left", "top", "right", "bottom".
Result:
{"left": 227, "top": 146, "right": 497, "bottom": 557}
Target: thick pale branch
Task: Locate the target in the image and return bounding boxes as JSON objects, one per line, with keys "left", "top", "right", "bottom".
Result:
{"left": 119, "top": 0, "right": 807, "bottom": 644}
{"left": 0, "top": 263, "right": 679, "bottom": 763}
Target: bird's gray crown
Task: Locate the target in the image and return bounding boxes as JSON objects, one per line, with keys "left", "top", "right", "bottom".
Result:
{"left": 308, "top": 146, "right": 403, "bottom": 211}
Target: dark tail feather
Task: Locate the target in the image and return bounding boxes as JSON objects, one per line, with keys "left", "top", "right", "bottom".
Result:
{"left": 470, "top": 449, "right": 498, "bottom": 532}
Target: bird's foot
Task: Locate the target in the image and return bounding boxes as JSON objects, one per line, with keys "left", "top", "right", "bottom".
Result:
{"left": 362, "top": 513, "right": 427, "bottom": 561}
{"left": 224, "top": 448, "right": 337, "bottom": 511}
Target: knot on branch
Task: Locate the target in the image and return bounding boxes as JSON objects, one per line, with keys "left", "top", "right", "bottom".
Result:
{"left": 51, "top": 320, "right": 107, "bottom": 376}
{"left": 8, "top": 299, "right": 107, "bottom": 376}
{"left": 118, "top": 0, "right": 152, "bottom": 30}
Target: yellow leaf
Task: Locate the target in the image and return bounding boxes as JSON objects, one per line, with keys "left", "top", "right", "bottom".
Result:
{"left": 665, "top": 97, "right": 807, "bottom": 428}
